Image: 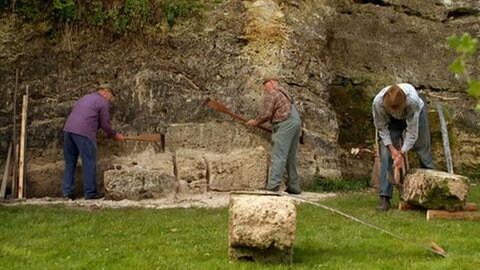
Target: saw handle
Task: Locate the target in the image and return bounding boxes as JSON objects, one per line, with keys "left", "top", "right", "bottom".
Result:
{"left": 204, "top": 98, "right": 272, "bottom": 133}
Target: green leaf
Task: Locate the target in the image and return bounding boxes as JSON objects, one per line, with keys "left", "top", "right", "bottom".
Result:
{"left": 467, "top": 80, "right": 480, "bottom": 98}
{"left": 447, "top": 35, "right": 461, "bottom": 50}
{"left": 448, "top": 58, "right": 465, "bottom": 75}
{"left": 456, "top": 33, "right": 478, "bottom": 54}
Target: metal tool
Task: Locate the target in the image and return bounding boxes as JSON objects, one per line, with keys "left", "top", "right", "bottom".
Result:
{"left": 286, "top": 194, "right": 447, "bottom": 258}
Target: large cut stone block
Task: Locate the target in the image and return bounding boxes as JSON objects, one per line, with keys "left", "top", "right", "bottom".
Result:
{"left": 104, "top": 152, "right": 176, "bottom": 200}
{"left": 175, "top": 149, "right": 208, "bottom": 194}
{"left": 401, "top": 169, "right": 470, "bottom": 211}
{"left": 27, "top": 159, "right": 111, "bottom": 198}
{"left": 228, "top": 192, "right": 296, "bottom": 263}
{"left": 206, "top": 147, "right": 267, "bottom": 191}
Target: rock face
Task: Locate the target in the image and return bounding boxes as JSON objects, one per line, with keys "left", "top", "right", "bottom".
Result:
{"left": 0, "top": 0, "right": 479, "bottom": 197}
{"left": 402, "top": 169, "right": 470, "bottom": 211}
{"left": 165, "top": 122, "right": 270, "bottom": 153}
{"left": 207, "top": 147, "right": 268, "bottom": 191}
{"left": 229, "top": 192, "right": 296, "bottom": 263}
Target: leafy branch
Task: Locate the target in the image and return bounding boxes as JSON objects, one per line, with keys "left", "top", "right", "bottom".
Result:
{"left": 448, "top": 33, "right": 479, "bottom": 111}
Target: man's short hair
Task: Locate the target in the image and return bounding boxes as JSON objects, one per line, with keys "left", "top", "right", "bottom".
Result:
{"left": 97, "top": 83, "right": 114, "bottom": 95}
{"left": 383, "top": 84, "right": 406, "bottom": 111}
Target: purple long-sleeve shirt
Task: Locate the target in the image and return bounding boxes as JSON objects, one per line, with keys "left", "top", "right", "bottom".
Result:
{"left": 64, "top": 92, "right": 116, "bottom": 141}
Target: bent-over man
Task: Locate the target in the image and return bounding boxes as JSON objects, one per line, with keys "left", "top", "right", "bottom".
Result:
{"left": 372, "top": 83, "right": 435, "bottom": 211}
{"left": 63, "top": 84, "right": 123, "bottom": 200}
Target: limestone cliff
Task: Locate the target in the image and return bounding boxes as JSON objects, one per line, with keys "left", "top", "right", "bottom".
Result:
{"left": 0, "top": 0, "right": 478, "bottom": 197}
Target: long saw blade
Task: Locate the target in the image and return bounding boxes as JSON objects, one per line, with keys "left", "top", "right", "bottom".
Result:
{"left": 284, "top": 194, "right": 447, "bottom": 258}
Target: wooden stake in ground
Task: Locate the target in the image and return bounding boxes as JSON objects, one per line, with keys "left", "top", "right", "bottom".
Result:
{"left": 11, "top": 69, "right": 19, "bottom": 199}
{"left": 1, "top": 143, "right": 13, "bottom": 199}
{"left": 17, "top": 87, "right": 28, "bottom": 199}
{"left": 371, "top": 129, "right": 380, "bottom": 189}
{"left": 435, "top": 101, "right": 454, "bottom": 173}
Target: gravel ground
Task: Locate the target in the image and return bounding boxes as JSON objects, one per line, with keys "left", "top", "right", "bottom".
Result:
{"left": 1, "top": 192, "right": 336, "bottom": 210}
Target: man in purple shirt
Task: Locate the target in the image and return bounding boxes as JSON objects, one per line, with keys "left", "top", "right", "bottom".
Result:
{"left": 63, "top": 84, "right": 123, "bottom": 200}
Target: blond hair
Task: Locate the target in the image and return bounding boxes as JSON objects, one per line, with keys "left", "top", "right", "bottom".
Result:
{"left": 383, "top": 84, "right": 406, "bottom": 112}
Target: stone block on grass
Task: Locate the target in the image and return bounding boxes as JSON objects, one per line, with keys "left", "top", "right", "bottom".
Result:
{"left": 228, "top": 192, "right": 296, "bottom": 263}
{"left": 401, "top": 169, "right": 470, "bottom": 211}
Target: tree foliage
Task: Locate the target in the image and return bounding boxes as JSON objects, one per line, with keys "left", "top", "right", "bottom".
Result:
{"left": 448, "top": 33, "right": 480, "bottom": 111}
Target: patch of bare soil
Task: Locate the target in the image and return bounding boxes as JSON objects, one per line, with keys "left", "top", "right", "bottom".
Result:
{"left": 1, "top": 192, "right": 336, "bottom": 210}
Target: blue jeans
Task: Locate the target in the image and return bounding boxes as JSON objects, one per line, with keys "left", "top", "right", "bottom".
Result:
{"left": 379, "top": 105, "right": 435, "bottom": 198}
{"left": 63, "top": 132, "right": 98, "bottom": 198}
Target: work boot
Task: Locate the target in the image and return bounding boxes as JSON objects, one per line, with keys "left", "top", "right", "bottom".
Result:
{"left": 376, "top": 196, "right": 391, "bottom": 212}
{"left": 285, "top": 188, "right": 302, "bottom": 195}
{"left": 63, "top": 194, "right": 75, "bottom": 201}
{"left": 85, "top": 192, "right": 105, "bottom": 200}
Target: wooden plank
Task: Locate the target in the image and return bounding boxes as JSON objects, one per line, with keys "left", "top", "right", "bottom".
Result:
{"left": 400, "top": 202, "right": 477, "bottom": 211}
{"left": 123, "top": 134, "right": 162, "bottom": 142}
{"left": 17, "top": 92, "right": 28, "bottom": 199}
{"left": 427, "top": 210, "right": 480, "bottom": 221}
{"left": 1, "top": 143, "right": 13, "bottom": 199}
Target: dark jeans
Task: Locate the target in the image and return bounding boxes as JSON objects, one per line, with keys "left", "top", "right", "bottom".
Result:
{"left": 379, "top": 105, "right": 435, "bottom": 198}
{"left": 63, "top": 132, "right": 98, "bottom": 198}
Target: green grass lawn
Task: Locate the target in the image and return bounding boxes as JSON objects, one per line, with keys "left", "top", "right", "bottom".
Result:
{"left": 1, "top": 186, "right": 479, "bottom": 270}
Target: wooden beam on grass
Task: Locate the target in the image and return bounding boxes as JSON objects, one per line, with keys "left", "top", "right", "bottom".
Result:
{"left": 400, "top": 202, "right": 477, "bottom": 212}
{"left": 427, "top": 210, "right": 480, "bottom": 221}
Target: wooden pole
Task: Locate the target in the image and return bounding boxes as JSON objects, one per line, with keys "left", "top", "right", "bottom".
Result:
{"left": 11, "top": 69, "right": 18, "bottom": 198}
{"left": 435, "top": 101, "right": 454, "bottom": 173}
{"left": 1, "top": 143, "right": 13, "bottom": 199}
{"left": 17, "top": 86, "right": 28, "bottom": 199}
{"left": 371, "top": 129, "right": 380, "bottom": 189}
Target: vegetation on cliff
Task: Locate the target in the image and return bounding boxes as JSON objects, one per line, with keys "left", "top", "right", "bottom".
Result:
{"left": 0, "top": 0, "right": 206, "bottom": 33}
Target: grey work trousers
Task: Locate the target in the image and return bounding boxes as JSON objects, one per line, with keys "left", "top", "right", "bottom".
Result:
{"left": 379, "top": 103, "right": 435, "bottom": 198}
{"left": 267, "top": 105, "right": 302, "bottom": 192}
